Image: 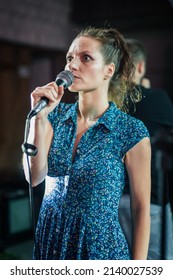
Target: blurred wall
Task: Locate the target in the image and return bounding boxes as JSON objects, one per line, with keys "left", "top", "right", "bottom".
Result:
{"left": 0, "top": 0, "right": 73, "bottom": 49}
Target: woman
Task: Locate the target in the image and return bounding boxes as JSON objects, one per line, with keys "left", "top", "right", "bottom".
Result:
{"left": 23, "top": 26, "right": 151, "bottom": 260}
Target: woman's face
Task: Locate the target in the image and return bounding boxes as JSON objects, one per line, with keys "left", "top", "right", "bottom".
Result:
{"left": 65, "top": 36, "right": 109, "bottom": 93}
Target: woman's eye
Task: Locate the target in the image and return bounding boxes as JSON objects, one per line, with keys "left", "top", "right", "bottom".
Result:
{"left": 66, "top": 56, "right": 73, "bottom": 63}
{"left": 83, "top": 55, "right": 92, "bottom": 62}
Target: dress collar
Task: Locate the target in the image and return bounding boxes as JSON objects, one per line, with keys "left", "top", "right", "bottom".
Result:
{"left": 61, "top": 101, "right": 122, "bottom": 131}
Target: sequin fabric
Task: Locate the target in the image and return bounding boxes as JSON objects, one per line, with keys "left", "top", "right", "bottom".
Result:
{"left": 33, "top": 101, "right": 149, "bottom": 260}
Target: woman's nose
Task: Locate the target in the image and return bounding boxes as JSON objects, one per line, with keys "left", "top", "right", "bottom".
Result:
{"left": 68, "top": 57, "right": 79, "bottom": 71}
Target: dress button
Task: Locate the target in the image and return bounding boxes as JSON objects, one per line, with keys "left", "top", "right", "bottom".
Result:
{"left": 76, "top": 149, "right": 80, "bottom": 154}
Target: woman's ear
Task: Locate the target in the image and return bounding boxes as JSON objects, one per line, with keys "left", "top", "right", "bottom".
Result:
{"left": 104, "top": 63, "right": 115, "bottom": 80}
{"left": 138, "top": 61, "right": 146, "bottom": 75}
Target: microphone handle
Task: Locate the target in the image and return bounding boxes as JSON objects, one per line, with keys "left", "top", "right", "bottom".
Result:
{"left": 27, "top": 97, "right": 49, "bottom": 119}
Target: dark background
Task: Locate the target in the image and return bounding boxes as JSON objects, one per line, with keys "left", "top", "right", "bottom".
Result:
{"left": 0, "top": 0, "right": 173, "bottom": 258}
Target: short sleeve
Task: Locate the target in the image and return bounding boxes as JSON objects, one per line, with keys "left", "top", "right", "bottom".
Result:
{"left": 118, "top": 113, "right": 150, "bottom": 157}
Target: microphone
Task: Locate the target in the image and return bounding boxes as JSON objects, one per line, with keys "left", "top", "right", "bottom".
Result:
{"left": 27, "top": 70, "right": 74, "bottom": 119}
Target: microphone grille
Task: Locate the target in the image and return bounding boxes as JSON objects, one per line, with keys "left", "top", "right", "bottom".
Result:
{"left": 55, "top": 70, "right": 74, "bottom": 88}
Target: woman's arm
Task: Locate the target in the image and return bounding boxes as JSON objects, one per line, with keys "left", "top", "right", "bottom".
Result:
{"left": 23, "top": 82, "right": 64, "bottom": 187}
{"left": 125, "top": 137, "right": 151, "bottom": 260}
{"left": 23, "top": 117, "right": 53, "bottom": 187}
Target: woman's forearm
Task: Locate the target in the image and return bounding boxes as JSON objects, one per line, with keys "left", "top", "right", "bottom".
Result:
{"left": 132, "top": 209, "right": 150, "bottom": 260}
{"left": 23, "top": 116, "right": 49, "bottom": 186}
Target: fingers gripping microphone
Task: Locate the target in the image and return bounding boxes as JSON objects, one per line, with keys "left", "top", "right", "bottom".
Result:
{"left": 27, "top": 70, "right": 74, "bottom": 119}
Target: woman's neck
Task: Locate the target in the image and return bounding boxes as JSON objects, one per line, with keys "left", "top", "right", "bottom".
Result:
{"left": 78, "top": 92, "right": 109, "bottom": 122}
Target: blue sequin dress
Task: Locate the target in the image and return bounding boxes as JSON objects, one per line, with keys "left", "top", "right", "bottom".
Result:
{"left": 33, "top": 101, "right": 149, "bottom": 260}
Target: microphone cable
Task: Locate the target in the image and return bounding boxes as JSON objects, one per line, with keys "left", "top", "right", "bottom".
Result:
{"left": 21, "top": 116, "right": 39, "bottom": 258}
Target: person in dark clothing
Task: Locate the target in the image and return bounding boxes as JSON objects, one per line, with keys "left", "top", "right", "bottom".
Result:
{"left": 118, "top": 38, "right": 173, "bottom": 260}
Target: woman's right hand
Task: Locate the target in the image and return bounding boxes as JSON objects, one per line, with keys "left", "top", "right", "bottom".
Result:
{"left": 30, "top": 81, "right": 64, "bottom": 118}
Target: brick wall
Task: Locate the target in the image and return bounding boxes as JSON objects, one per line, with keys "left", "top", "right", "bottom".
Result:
{"left": 0, "top": 0, "right": 74, "bottom": 50}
